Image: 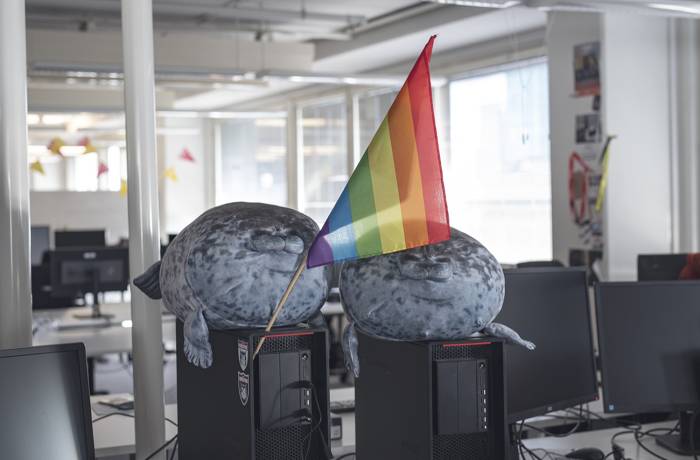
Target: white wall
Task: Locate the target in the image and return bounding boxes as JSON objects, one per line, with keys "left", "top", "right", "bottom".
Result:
{"left": 601, "top": 14, "right": 673, "bottom": 280}
{"left": 30, "top": 191, "right": 128, "bottom": 244}
{"left": 160, "top": 117, "right": 212, "bottom": 235}
{"left": 547, "top": 12, "right": 601, "bottom": 265}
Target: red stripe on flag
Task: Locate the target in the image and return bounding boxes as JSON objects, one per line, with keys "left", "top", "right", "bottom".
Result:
{"left": 406, "top": 36, "right": 450, "bottom": 242}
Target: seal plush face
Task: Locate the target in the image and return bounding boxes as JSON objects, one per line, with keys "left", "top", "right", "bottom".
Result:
{"left": 339, "top": 228, "right": 504, "bottom": 341}
{"left": 134, "top": 202, "right": 330, "bottom": 368}
{"left": 180, "top": 203, "right": 328, "bottom": 327}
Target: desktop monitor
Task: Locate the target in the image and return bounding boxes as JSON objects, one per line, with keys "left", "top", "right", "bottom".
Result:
{"left": 55, "top": 229, "right": 106, "bottom": 249}
{"left": 31, "top": 225, "right": 51, "bottom": 266}
{"left": 49, "top": 247, "right": 129, "bottom": 298}
{"left": 499, "top": 267, "right": 598, "bottom": 422}
{"left": 0, "top": 343, "right": 95, "bottom": 460}
{"left": 596, "top": 281, "right": 700, "bottom": 455}
{"left": 637, "top": 254, "right": 688, "bottom": 281}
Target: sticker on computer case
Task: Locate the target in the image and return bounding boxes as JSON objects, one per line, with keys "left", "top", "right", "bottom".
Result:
{"left": 238, "top": 339, "right": 249, "bottom": 371}
{"left": 238, "top": 371, "right": 249, "bottom": 406}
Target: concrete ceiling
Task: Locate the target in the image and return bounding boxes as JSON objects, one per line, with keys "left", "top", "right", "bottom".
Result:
{"left": 25, "top": 0, "right": 420, "bottom": 41}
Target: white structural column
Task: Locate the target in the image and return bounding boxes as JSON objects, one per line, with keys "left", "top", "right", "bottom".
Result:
{"left": 0, "top": 0, "right": 32, "bottom": 349}
{"left": 120, "top": 0, "right": 166, "bottom": 459}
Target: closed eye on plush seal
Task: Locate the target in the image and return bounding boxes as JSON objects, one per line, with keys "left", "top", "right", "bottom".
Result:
{"left": 284, "top": 235, "right": 304, "bottom": 254}
{"left": 251, "top": 233, "right": 285, "bottom": 252}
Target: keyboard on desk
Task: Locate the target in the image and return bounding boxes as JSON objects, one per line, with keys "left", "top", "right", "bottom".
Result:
{"left": 330, "top": 399, "right": 355, "bottom": 413}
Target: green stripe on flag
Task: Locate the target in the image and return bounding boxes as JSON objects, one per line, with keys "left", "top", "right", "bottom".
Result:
{"left": 348, "top": 153, "right": 383, "bottom": 257}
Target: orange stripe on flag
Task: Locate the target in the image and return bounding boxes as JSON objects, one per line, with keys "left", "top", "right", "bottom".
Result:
{"left": 407, "top": 38, "right": 450, "bottom": 242}
{"left": 388, "top": 86, "right": 429, "bottom": 247}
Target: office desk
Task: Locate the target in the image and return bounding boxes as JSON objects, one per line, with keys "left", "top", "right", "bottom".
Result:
{"left": 523, "top": 420, "right": 683, "bottom": 459}
{"left": 33, "top": 303, "right": 177, "bottom": 357}
{"left": 91, "top": 396, "right": 178, "bottom": 458}
{"left": 36, "top": 301, "right": 344, "bottom": 357}
{"left": 91, "top": 387, "right": 356, "bottom": 459}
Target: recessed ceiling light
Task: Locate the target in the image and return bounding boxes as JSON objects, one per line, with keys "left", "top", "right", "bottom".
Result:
{"left": 648, "top": 2, "right": 700, "bottom": 14}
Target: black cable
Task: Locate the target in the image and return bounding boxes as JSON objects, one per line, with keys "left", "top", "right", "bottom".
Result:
{"left": 302, "top": 382, "right": 331, "bottom": 460}
{"left": 633, "top": 430, "right": 668, "bottom": 460}
{"left": 333, "top": 454, "right": 356, "bottom": 460}
{"left": 143, "top": 434, "right": 178, "bottom": 460}
{"left": 91, "top": 411, "right": 178, "bottom": 428}
{"left": 168, "top": 438, "right": 179, "bottom": 460}
{"left": 691, "top": 412, "right": 699, "bottom": 460}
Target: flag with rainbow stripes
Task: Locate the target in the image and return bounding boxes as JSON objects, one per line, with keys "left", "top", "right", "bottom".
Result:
{"left": 307, "top": 36, "right": 450, "bottom": 268}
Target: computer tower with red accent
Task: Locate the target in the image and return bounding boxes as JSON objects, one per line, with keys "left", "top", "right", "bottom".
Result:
{"left": 176, "top": 323, "right": 331, "bottom": 460}
{"left": 355, "top": 331, "right": 507, "bottom": 460}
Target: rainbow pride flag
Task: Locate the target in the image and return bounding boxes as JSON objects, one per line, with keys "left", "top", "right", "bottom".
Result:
{"left": 307, "top": 36, "right": 450, "bottom": 268}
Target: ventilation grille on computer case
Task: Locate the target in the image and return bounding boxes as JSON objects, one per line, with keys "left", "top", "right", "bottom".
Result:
{"left": 254, "top": 333, "right": 313, "bottom": 354}
{"left": 255, "top": 424, "right": 312, "bottom": 459}
{"left": 433, "top": 432, "right": 490, "bottom": 459}
{"left": 431, "top": 342, "right": 492, "bottom": 361}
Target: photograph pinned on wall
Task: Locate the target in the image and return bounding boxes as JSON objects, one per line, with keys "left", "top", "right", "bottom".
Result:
{"left": 576, "top": 113, "right": 601, "bottom": 144}
{"left": 574, "top": 42, "right": 600, "bottom": 97}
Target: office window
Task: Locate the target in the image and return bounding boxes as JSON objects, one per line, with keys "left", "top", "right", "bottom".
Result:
{"left": 217, "top": 117, "right": 287, "bottom": 206}
{"left": 448, "top": 60, "right": 552, "bottom": 264}
{"left": 357, "top": 89, "right": 397, "bottom": 156}
{"left": 300, "top": 98, "right": 347, "bottom": 224}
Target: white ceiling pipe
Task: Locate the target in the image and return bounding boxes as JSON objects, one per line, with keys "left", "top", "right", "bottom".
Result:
{"left": 28, "top": 0, "right": 365, "bottom": 26}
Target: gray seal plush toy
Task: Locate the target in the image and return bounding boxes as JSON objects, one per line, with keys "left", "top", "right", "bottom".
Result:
{"left": 134, "top": 202, "right": 331, "bottom": 368}
{"left": 340, "top": 228, "right": 534, "bottom": 377}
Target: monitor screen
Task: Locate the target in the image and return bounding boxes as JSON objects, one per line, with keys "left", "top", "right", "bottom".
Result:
{"left": 50, "top": 248, "right": 129, "bottom": 297}
{"left": 31, "top": 226, "right": 50, "bottom": 266}
{"left": 637, "top": 254, "right": 688, "bottom": 281}
{"left": 55, "top": 230, "right": 106, "bottom": 249}
{"left": 0, "top": 344, "right": 94, "bottom": 460}
{"left": 499, "top": 268, "right": 598, "bottom": 421}
{"left": 596, "top": 281, "right": 700, "bottom": 413}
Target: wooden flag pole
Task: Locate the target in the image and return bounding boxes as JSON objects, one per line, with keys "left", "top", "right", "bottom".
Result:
{"left": 253, "top": 252, "right": 308, "bottom": 358}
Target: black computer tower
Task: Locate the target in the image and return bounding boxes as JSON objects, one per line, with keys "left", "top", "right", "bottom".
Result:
{"left": 176, "top": 322, "right": 331, "bottom": 460}
{"left": 355, "top": 331, "right": 507, "bottom": 460}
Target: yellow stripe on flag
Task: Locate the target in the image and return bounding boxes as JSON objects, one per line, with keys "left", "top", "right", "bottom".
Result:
{"left": 367, "top": 119, "right": 406, "bottom": 253}
{"left": 388, "top": 86, "right": 429, "bottom": 247}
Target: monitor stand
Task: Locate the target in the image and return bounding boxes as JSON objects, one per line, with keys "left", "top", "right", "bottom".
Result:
{"left": 73, "top": 269, "right": 114, "bottom": 322}
{"left": 656, "top": 411, "right": 700, "bottom": 455}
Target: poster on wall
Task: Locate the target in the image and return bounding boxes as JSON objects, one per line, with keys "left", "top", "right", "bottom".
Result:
{"left": 574, "top": 42, "right": 600, "bottom": 96}
{"left": 575, "top": 113, "right": 601, "bottom": 144}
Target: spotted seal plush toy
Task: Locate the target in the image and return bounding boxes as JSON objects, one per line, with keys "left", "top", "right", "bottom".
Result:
{"left": 340, "top": 228, "right": 534, "bottom": 377}
{"left": 134, "top": 202, "right": 331, "bottom": 368}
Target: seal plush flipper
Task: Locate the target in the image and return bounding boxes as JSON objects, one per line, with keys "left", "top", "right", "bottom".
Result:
{"left": 133, "top": 261, "right": 162, "bottom": 300}
{"left": 483, "top": 322, "right": 536, "bottom": 350}
{"left": 342, "top": 323, "right": 360, "bottom": 378}
{"left": 183, "top": 308, "right": 213, "bottom": 368}
{"left": 307, "top": 311, "right": 327, "bottom": 329}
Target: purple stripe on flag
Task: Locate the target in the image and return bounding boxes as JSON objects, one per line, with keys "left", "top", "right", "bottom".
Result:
{"left": 307, "top": 222, "right": 333, "bottom": 268}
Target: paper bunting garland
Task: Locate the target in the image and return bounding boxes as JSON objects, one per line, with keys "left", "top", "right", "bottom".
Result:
{"left": 47, "top": 137, "right": 65, "bottom": 155}
{"left": 30, "top": 160, "right": 45, "bottom": 175}
{"left": 97, "top": 162, "right": 109, "bottom": 178}
{"left": 119, "top": 179, "right": 128, "bottom": 197}
{"left": 179, "top": 148, "right": 195, "bottom": 162}
{"left": 78, "top": 137, "right": 97, "bottom": 154}
{"left": 163, "top": 167, "right": 178, "bottom": 182}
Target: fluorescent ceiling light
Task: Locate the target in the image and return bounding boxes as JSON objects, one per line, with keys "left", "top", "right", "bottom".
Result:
{"left": 27, "top": 114, "right": 40, "bottom": 125}
{"left": 59, "top": 146, "right": 87, "bottom": 156}
{"left": 41, "top": 114, "right": 70, "bottom": 125}
{"left": 648, "top": 2, "right": 700, "bottom": 14}
{"left": 431, "top": 0, "right": 520, "bottom": 7}
{"left": 259, "top": 71, "right": 447, "bottom": 87}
